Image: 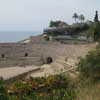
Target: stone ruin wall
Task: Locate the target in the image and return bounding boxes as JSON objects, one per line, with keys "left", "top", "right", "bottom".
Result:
{"left": 0, "top": 41, "right": 69, "bottom": 67}
{"left": 0, "top": 39, "right": 95, "bottom": 68}
{"left": 0, "top": 43, "right": 44, "bottom": 67}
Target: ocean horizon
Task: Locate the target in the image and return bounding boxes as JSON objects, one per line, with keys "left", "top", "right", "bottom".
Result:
{"left": 0, "top": 31, "right": 42, "bottom": 43}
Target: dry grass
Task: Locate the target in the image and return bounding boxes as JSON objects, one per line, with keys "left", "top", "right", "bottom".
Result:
{"left": 69, "top": 70, "right": 100, "bottom": 100}
{"left": 77, "top": 85, "right": 100, "bottom": 100}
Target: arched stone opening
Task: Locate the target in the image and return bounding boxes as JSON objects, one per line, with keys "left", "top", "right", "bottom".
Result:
{"left": 25, "top": 53, "right": 28, "bottom": 57}
{"left": 46, "top": 57, "right": 53, "bottom": 64}
{"left": 1, "top": 54, "right": 5, "bottom": 58}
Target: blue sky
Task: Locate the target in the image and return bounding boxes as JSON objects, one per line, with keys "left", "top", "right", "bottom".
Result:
{"left": 0, "top": 0, "right": 99, "bottom": 42}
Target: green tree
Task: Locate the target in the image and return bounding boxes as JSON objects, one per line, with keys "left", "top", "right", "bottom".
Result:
{"left": 87, "top": 22, "right": 100, "bottom": 41}
{"left": 93, "top": 22, "right": 100, "bottom": 40}
{"left": 79, "top": 14, "right": 85, "bottom": 23}
{"left": 78, "top": 48, "right": 100, "bottom": 79}
{"left": 0, "top": 80, "right": 9, "bottom": 100}
{"left": 94, "top": 11, "right": 99, "bottom": 22}
{"left": 49, "top": 21, "right": 60, "bottom": 27}
{"left": 72, "top": 13, "right": 78, "bottom": 23}
{"left": 49, "top": 21, "right": 54, "bottom": 27}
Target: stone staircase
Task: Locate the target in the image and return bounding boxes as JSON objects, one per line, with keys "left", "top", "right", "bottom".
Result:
{"left": 51, "top": 57, "right": 78, "bottom": 76}
{"left": 30, "top": 57, "right": 78, "bottom": 78}
{"left": 0, "top": 56, "right": 43, "bottom": 67}
{"left": 0, "top": 44, "right": 45, "bottom": 67}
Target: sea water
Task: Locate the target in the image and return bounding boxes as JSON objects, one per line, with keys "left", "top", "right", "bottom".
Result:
{"left": 0, "top": 31, "right": 41, "bottom": 42}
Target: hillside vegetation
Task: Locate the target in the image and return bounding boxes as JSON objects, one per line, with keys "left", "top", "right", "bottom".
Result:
{"left": 0, "top": 75, "right": 76, "bottom": 100}
{"left": 0, "top": 43, "right": 100, "bottom": 100}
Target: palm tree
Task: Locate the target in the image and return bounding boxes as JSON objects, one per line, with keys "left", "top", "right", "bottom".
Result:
{"left": 79, "top": 14, "right": 85, "bottom": 23}
{"left": 72, "top": 13, "right": 78, "bottom": 23}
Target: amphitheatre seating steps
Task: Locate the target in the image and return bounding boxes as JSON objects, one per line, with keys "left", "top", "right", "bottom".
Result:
{"left": 55, "top": 57, "right": 77, "bottom": 67}
{"left": 0, "top": 56, "right": 43, "bottom": 67}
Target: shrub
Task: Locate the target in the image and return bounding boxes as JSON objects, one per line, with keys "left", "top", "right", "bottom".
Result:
{"left": 78, "top": 48, "right": 100, "bottom": 79}
{"left": 87, "top": 22, "right": 100, "bottom": 41}
{"left": 7, "top": 74, "right": 76, "bottom": 100}
{"left": 0, "top": 80, "right": 9, "bottom": 100}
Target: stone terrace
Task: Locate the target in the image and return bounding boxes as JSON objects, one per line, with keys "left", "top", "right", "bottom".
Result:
{"left": 0, "top": 36, "right": 96, "bottom": 68}
{"left": 0, "top": 43, "right": 44, "bottom": 67}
